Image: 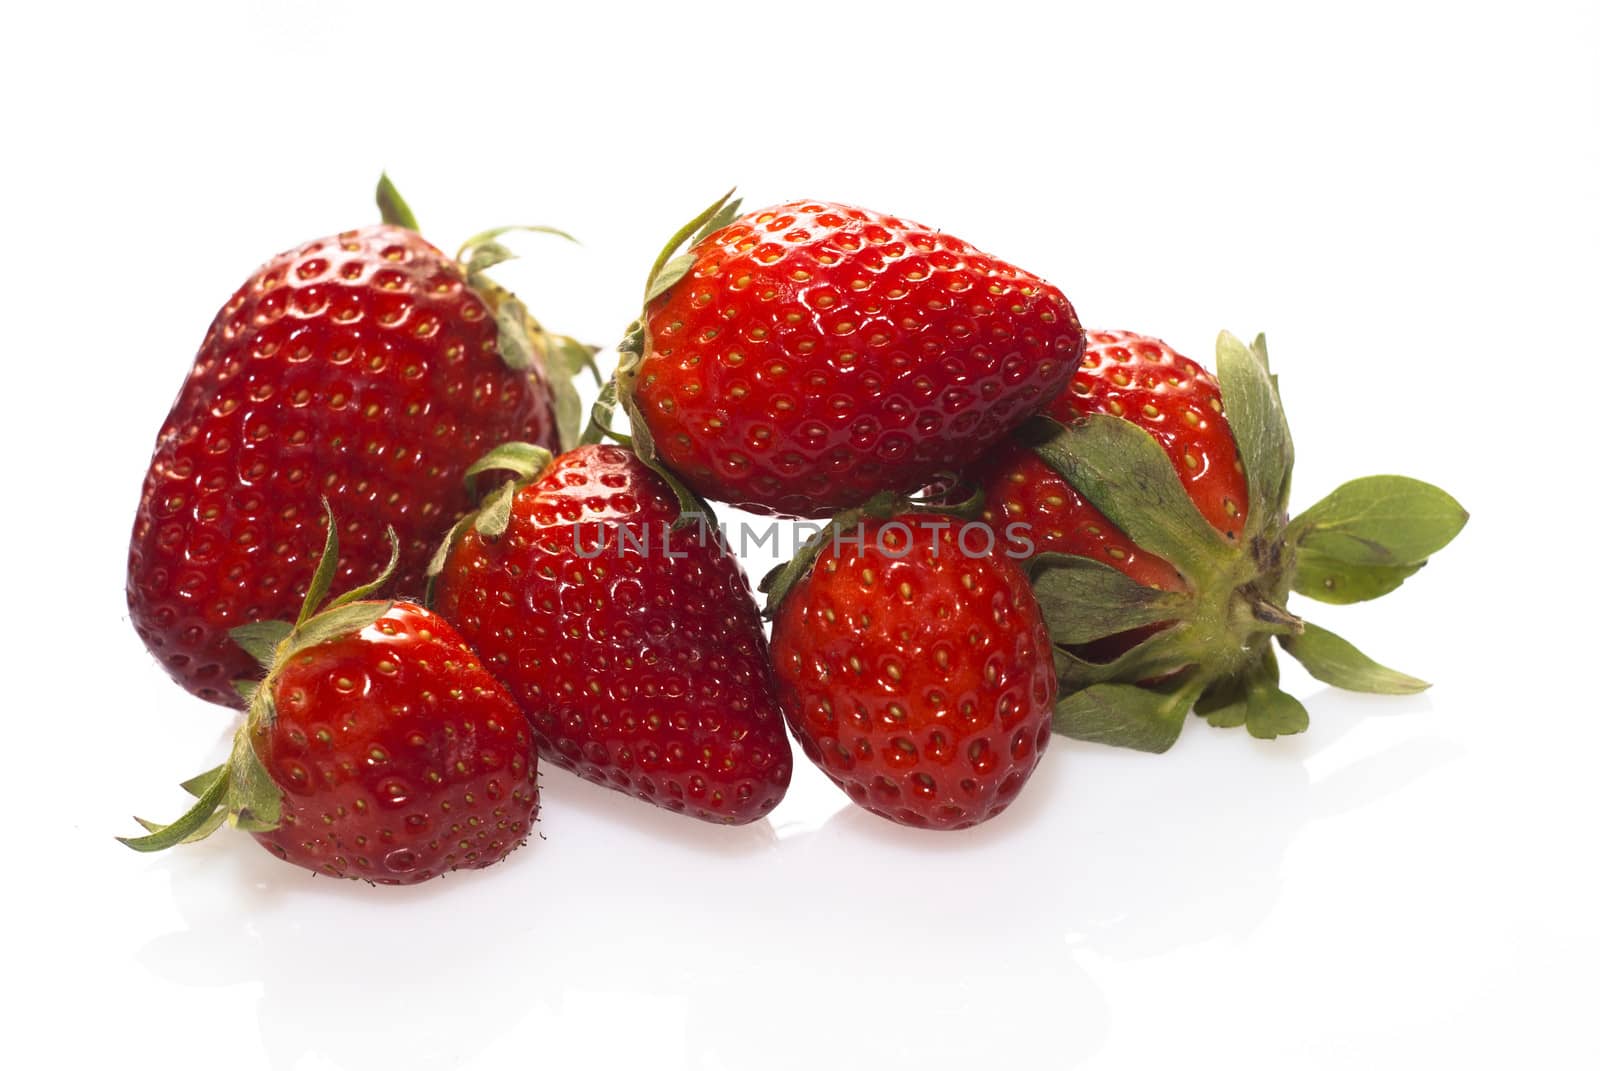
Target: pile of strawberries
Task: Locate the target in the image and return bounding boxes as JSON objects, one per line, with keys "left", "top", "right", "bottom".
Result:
{"left": 121, "top": 179, "right": 1467, "bottom": 884}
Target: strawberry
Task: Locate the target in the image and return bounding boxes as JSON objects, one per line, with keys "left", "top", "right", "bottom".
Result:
{"left": 127, "top": 175, "right": 593, "bottom": 707}
{"left": 971, "top": 330, "right": 1468, "bottom": 751}
{"left": 600, "top": 193, "right": 1086, "bottom": 517}
{"left": 765, "top": 501, "right": 1058, "bottom": 830}
{"left": 429, "top": 442, "right": 793, "bottom": 824}
{"left": 121, "top": 508, "right": 539, "bottom": 885}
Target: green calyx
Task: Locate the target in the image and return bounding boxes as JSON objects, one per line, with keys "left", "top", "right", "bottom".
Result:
{"left": 1032, "top": 331, "right": 1467, "bottom": 753}
{"left": 374, "top": 173, "right": 599, "bottom": 451}
{"left": 423, "top": 441, "right": 556, "bottom": 604}
{"left": 579, "top": 190, "right": 743, "bottom": 528}
{"left": 119, "top": 501, "right": 400, "bottom": 852}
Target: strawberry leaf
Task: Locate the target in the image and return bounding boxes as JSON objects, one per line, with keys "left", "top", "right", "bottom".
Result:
{"left": 464, "top": 442, "right": 554, "bottom": 499}
{"left": 474, "top": 481, "right": 518, "bottom": 540}
{"left": 1216, "top": 330, "right": 1294, "bottom": 539}
{"left": 1194, "top": 671, "right": 1251, "bottom": 728}
{"left": 462, "top": 240, "right": 517, "bottom": 278}
{"left": 1292, "top": 550, "right": 1424, "bottom": 604}
{"left": 641, "top": 189, "right": 739, "bottom": 304}
{"left": 118, "top": 765, "right": 231, "bottom": 852}
{"left": 1028, "top": 553, "right": 1192, "bottom": 644}
{"left": 296, "top": 499, "right": 341, "bottom": 627}
{"left": 224, "top": 727, "right": 282, "bottom": 832}
{"left": 375, "top": 172, "right": 419, "bottom": 232}
{"left": 285, "top": 601, "right": 392, "bottom": 658}
{"left": 1289, "top": 475, "right": 1467, "bottom": 566}
{"left": 1052, "top": 683, "right": 1191, "bottom": 753}
{"left": 457, "top": 224, "right": 577, "bottom": 265}
{"left": 547, "top": 335, "right": 602, "bottom": 452}
{"left": 230, "top": 620, "right": 291, "bottom": 669}
{"left": 1022, "top": 415, "right": 1231, "bottom": 586}
{"left": 179, "top": 765, "right": 226, "bottom": 798}
{"left": 643, "top": 253, "right": 698, "bottom": 305}
{"left": 1243, "top": 649, "right": 1309, "bottom": 739}
{"left": 1279, "top": 621, "right": 1429, "bottom": 694}
{"left": 426, "top": 514, "right": 476, "bottom": 583}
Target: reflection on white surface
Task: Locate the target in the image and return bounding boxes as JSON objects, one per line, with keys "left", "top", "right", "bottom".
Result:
{"left": 133, "top": 691, "right": 1455, "bottom": 1071}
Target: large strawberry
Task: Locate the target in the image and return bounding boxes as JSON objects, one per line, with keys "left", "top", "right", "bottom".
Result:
{"left": 972, "top": 330, "right": 1467, "bottom": 751}
{"left": 127, "top": 175, "right": 593, "bottom": 707}
{"left": 429, "top": 442, "right": 793, "bottom": 824}
{"left": 764, "top": 498, "right": 1058, "bottom": 830}
{"left": 121, "top": 508, "right": 539, "bottom": 885}
{"left": 597, "top": 193, "right": 1086, "bottom": 517}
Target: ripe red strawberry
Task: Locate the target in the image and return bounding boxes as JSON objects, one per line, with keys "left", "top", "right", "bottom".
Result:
{"left": 127, "top": 176, "right": 587, "bottom": 707}
{"left": 121, "top": 514, "right": 539, "bottom": 885}
{"left": 609, "top": 194, "right": 1086, "bottom": 517}
{"left": 977, "top": 330, "right": 1249, "bottom": 593}
{"left": 766, "top": 509, "right": 1057, "bottom": 830}
{"left": 430, "top": 443, "right": 792, "bottom": 824}
{"left": 969, "top": 330, "right": 1467, "bottom": 751}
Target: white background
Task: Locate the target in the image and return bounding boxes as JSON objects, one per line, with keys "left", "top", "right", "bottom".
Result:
{"left": 2, "top": 2, "right": 1595, "bottom": 1067}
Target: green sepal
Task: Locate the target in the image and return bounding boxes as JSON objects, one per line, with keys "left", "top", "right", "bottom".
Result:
{"left": 1279, "top": 621, "right": 1429, "bottom": 694}
{"left": 1292, "top": 550, "right": 1424, "bottom": 605}
{"left": 547, "top": 335, "right": 603, "bottom": 452}
{"left": 474, "top": 481, "right": 518, "bottom": 541}
{"left": 580, "top": 376, "right": 623, "bottom": 448}
{"left": 1215, "top": 330, "right": 1294, "bottom": 539}
{"left": 180, "top": 765, "right": 226, "bottom": 799}
{"left": 462, "top": 240, "right": 517, "bottom": 278}
{"left": 118, "top": 765, "right": 231, "bottom": 852}
{"left": 325, "top": 526, "right": 399, "bottom": 611}
{"left": 296, "top": 498, "right": 342, "bottom": 627}
{"left": 1021, "top": 415, "right": 1230, "bottom": 585}
{"left": 640, "top": 188, "right": 739, "bottom": 305}
{"left": 1028, "top": 553, "right": 1192, "bottom": 644}
{"left": 1194, "top": 671, "right": 1250, "bottom": 728}
{"left": 1050, "top": 623, "right": 1198, "bottom": 689}
{"left": 375, "top": 172, "right": 420, "bottom": 232}
{"left": 479, "top": 278, "right": 540, "bottom": 374}
{"left": 1289, "top": 475, "right": 1468, "bottom": 567}
{"left": 426, "top": 514, "right": 476, "bottom": 584}
{"left": 283, "top": 600, "right": 392, "bottom": 660}
{"left": 1243, "top": 649, "right": 1309, "bottom": 739}
{"left": 232, "top": 678, "right": 259, "bottom": 703}
{"left": 224, "top": 724, "right": 282, "bottom": 832}
{"left": 644, "top": 254, "right": 697, "bottom": 306}
{"left": 464, "top": 442, "right": 554, "bottom": 498}
{"left": 230, "top": 620, "right": 292, "bottom": 669}
{"left": 1051, "top": 682, "right": 1195, "bottom": 753}
{"left": 457, "top": 224, "right": 577, "bottom": 268}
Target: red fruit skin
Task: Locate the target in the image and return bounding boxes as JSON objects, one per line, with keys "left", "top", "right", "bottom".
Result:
{"left": 976, "top": 330, "right": 1250, "bottom": 591}
{"left": 770, "top": 517, "right": 1057, "bottom": 830}
{"left": 633, "top": 200, "right": 1085, "bottom": 517}
{"left": 433, "top": 444, "right": 792, "bottom": 825}
{"left": 127, "top": 224, "right": 559, "bottom": 707}
{"left": 252, "top": 602, "right": 539, "bottom": 885}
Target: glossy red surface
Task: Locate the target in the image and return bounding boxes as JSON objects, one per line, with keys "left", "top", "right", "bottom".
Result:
{"left": 771, "top": 517, "right": 1057, "bottom": 830}
{"left": 253, "top": 602, "right": 539, "bottom": 884}
{"left": 433, "top": 445, "right": 792, "bottom": 824}
{"left": 127, "top": 224, "right": 559, "bottom": 707}
{"left": 975, "top": 330, "right": 1250, "bottom": 592}
{"left": 634, "top": 201, "right": 1085, "bottom": 517}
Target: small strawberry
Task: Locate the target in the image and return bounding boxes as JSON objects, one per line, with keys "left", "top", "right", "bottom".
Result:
{"left": 121, "top": 507, "right": 539, "bottom": 885}
{"left": 971, "top": 330, "right": 1468, "bottom": 751}
{"left": 127, "top": 175, "right": 594, "bottom": 707}
{"left": 765, "top": 498, "right": 1058, "bottom": 830}
{"left": 429, "top": 442, "right": 792, "bottom": 824}
{"left": 600, "top": 193, "right": 1086, "bottom": 517}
